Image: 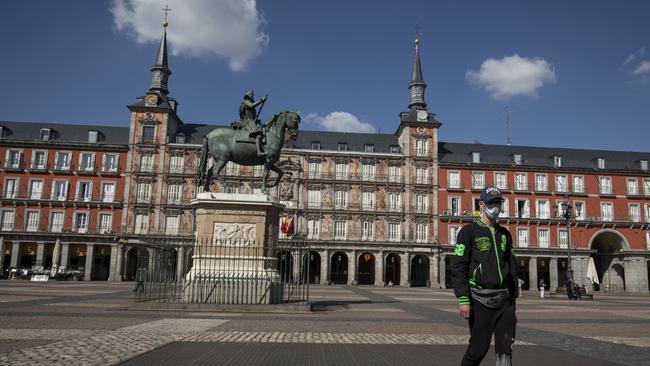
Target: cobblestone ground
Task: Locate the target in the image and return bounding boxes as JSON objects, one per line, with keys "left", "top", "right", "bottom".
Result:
{"left": 0, "top": 281, "right": 649, "bottom": 365}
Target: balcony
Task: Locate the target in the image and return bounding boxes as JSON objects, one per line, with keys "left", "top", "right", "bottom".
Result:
{"left": 166, "top": 165, "right": 189, "bottom": 176}
{"left": 513, "top": 183, "right": 531, "bottom": 193}
{"left": 135, "top": 164, "right": 155, "bottom": 175}
{"left": 303, "top": 172, "right": 405, "bottom": 184}
{"left": 446, "top": 182, "right": 464, "bottom": 191}
{"left": 626, "top": 189, "right": 642, "bottom": 198}
{"left": 52, "top": 162, "right": 74, "bottom": 174}
{"left": 100, "top": 165, "right": 120, "bottom": 176}
{"left": 2, "top": 160, "right": 24, "bottom": 172}
{"left": 27, "top": 162, "right": 49, "bottom": 173}
{"left": 534, "top": 185, "right": 551, "bottom": 194}
{"left": 598, "top": 187, "right": 616, "bottom": 197}
{"left": 76, "top": 165, "right": 96, "bottom": 175}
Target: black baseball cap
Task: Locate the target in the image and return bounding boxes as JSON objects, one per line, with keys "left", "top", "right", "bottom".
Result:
{"left": 480, "top": 185, "right": 504, "bottom": 203}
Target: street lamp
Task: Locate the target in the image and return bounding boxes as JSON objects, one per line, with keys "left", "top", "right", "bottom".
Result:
{"left": 558, "top": 193, "right": 582, "bottom": 281}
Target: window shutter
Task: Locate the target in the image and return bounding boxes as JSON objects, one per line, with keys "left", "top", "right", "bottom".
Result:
{"left": 102, "top": 154, "right": 106, "bottom": 171}
{"left": 91, "top": 153, "right": 96, "bottom": 170}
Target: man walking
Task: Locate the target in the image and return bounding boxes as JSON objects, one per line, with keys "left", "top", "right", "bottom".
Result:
{"left": 452, "top": 186, "right": 518, "bottom": 366}
{"left": 539, "top": 278, "right": 545, "bottom": 299}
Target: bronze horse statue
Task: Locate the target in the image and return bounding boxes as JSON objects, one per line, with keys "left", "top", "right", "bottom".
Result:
{"left": 196, "top": 111, "right": 300, "bottom": 193}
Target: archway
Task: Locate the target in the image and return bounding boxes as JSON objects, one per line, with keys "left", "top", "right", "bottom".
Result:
{"left": 357, "top": 252, "right": 375, "bottom": 285}
{"left": 589, "top": 230, "right": 627, "bottom": 292}
{"left": 302, "top": 251, "right": 321, "bottom": 284}
{"left": 444, "top": 257, "right": 452, "bottom": 289}
{"left": 410, "top": 254, "right": 429, "bottom": 287}
{"left": 3, "top": 242, "right": 12, "bottom": 271}
{"left": 516, "top": 257, "right": 530, "bottom": 290}
{"left": 276, "top": 250, "right": 293, "bottom": 282}
{"left": 385, "top": 253, "right": 400, "bottom": 286}
{"left": 537, "top": 257, "right": 550, "bottom": 291}
{"left": 91, "top": 245, "right": 111, "bottom": 281}
{"left": 330, "top": 251, "right": 348, "bottom": 284}
{"left": 68, "top": 244, "right": 87, "bottom": 271}
{"left": 125, "top": 246, "right": 146, "bottom": 281}
{"left": 19, "top": 243, "right": 37, "bottom": 268}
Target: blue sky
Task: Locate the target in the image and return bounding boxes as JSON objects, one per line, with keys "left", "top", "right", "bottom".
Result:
{"left": 1, "top": 0, "right": 649, "bottom": 152}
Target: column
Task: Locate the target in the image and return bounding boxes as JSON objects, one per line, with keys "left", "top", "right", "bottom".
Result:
{"left": 60, "top": 243, "right": 70, "bottom": 270}
{"left": 108, "top": 244, "right": 121, "bottom": 282}
{"left": 374, "top": 251, "right": 384, "bottom": 287}
{"left": 572, "top": 257, "right": 587, "bottom": 286}
{"left": 624, "top": 257, "right": 648, "bottom": 293}
{"left": 549, "top": 258, "right": 558, "bottom": 292}
{"left": 529, "top": 257, "right": 538, "bottom": 293}
{"left": 84, "top": 244, "right": 95, "bottom": 281}
{"left": 35, "top": 242, "right": 46, "bottom": 267}
{"left": 176, "top": 246, "right": 184, "bottom": 281}
{"left": 292, "top": 250, "right": 301, "bottom": 283}
{"left": 439, "top": 254, "right": 446, "bottom": 289}
{"left": 400, "top": 252, "right": 410, "bottom": 287}
{"left": 430, "top": 254, "right": 439, "bottom": 288}
{"left": 10, "top": 242, "right": 20, "bottom": 268}
{"left": 320, "top": 250, "right": 329, "bottom": 285}
{"left": 348, "top": 250, "right": 357, "bottom": 285}
{"left": 0, "top": 237, "right": 4, "bottom": 272}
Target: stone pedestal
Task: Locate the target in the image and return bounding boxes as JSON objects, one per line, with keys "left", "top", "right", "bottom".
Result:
{"left": 186, "top": 193, "right": 285, "bottom": 304}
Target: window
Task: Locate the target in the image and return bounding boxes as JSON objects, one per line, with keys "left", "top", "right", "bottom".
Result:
{"left": 536, "top": 200, "right": 550, "bottom": 219}
{"left": 175, "top": 134, "right": 185, "bottom": 143}
{"left": 389, "top": 145, "right": 400, "bottom": 154}
{"left": 29, "top": 180, "right": 43, "bottom": 200}
{"left": 513, "top": 154, "right": 522, "bottom": 165}
{"left": 308, "top": 161, "right": 321, "bottom": 178}
{"left": 334, "top": 220, "right": 347, "bottom": 240}
{"left": 335, "top": 189, "right": 348, "bottom": 208}
{"left": 538, "top": 229, "right": 549, "bottom": 248}
{"left": 558, "top": 229, "right": 568, "bottom": 248}
{"left": 362, "top": 163, "right": 375, "bottom": 180}
{"left": 629, "top": 204, "right": 640, "bottom": 222}
{"left": 337, "top": 143, "right": 348, "bottom": 151}
{"left": 641, "top": 160, "right": 648, "bottom": 171}
{"left": 167, "top": 184, "right": 182, "bottom": 204}
{"left": 601, "top": 202, "right": 613, "bottom": 221}
{"left": 307, "top": 219, "right": 320, "bottom": 239}
{"left": 599, "top": 177, "right": 612, "bottom": 194}
{"left": 25, "top": 211, "right": 39, "bottom": 232}
{"left": 575, "top": 201, "right": 586, "bottom": 220}
{"left": 416, "top": 167, "right": 428, "bottom": 184}
{"left": 499, "top": 198, "right": 510, "bottom": 218}
{"left": 449, "top": 196, "right": 461, "bottom": 216}
{"left": 415, "top": 193, "right": 428, "bottom": 213}
{"left": 495, "top": 172, "right": 507, "bottom": 190}
{"left": 362, "top": 221, "right": 374, "bottom": 240}
{"left": 307, "top": 188, "right": 321, "bottom": 207}
{"left": 535, "top": 174, "right": 548, "bottom": 192}
{"left": 54, "top": 151, "right": 71, "bottom": 171}
{"left": 627, "top": 178, "right": 638, "bottom": 195}
{"left": 335, "top": 162, "right": 349, "bottom": 179}
{"left": 134, "top": 213, "right": 149, "bottom": 234}
{"left": 553, "top": 156, "right": 562, "bottom": 168}
{"left": 388, "top": 165, "right": 401, "bottom": 182}
{"left": 136, "top": 182, "right": 151, "bottom": 203}
{"left": 52, "top": 180, "right": 68, "bottom": 201}
{"left": 415, "top": 223, "right": 428, "bottom": 243}
{"left": 74, "top": 212, "right": 88, "bottom": 233}
{"left": 50, "top": 212, "right": 64, "bottom": 232}
{"left": 514, "top": 173, "right": 527, "bottom": 191}
{"left": 448, "top": 171, "right": 460, "bottom": 188}
{"left": 311, "top": 141, "right": 321, "bottom": 150}
{"left": 103, "top": 154, "right": 119, "bottom": 172}
{"left": 388, "top": 222, "right": 401, "bottom": 242}
{"left": 472, "top": 172, "right": 484, "bottom": 189}
{"left": 415, "top": 139, "right": 428, "bottom": 156}
{"left": 515, "top": 199, "right": 530, "bottom": 218}
{"left": 364, "top": 144, "right": 374, "bottom": 153}
{"left": 139, "top": 154, "right": 153, "bottom": 172}
{"left": 647, "top": 231, "right": 650, "bottom": 250}
{"left": 5, "top": 149, "right": 22, "bottom": 169}
{"left": 362, "top": 191, "right": 375, "bottom": 209}
{"left": 77, "top": 182, "right": 92, "bottom": 202}
{"left": 253, "top": 165, "right": 263, "bottom": 177}
{"left": 225, "top": 162, "right": 239, "bottom": 176}
{"left": 101, "top": 182, "right": 115, "bottom": 203}
{"left": 40, "top": 128, "right": 51, "bottom": 141}
{"left": 388, "top": 192, "right": 402, "bottom": 211}
{"left": 517, "top": 228, "right": 528, "bottom": 247}
{"left": 88, "top": 130, "right": 99, "bottom": 143}
{"left": 472, "top": 152, "right": 480, "bottom": 163}
{"left": 645, "top": 179, "right": 650, "bottom": 196}
{"left": 99, "top": 213, "right": 112, "bottom": 234}
{"left": 0, "top": 210, "right": 15, "bottom": 231}
{"left": 449, "top": 226, "right": 460, "bottom": 245}
{"left": 573, "top": 176, "right": 585, "bottom": 193}
{"left": 165, "top": 215, "right": 180, "bottom": 235}
{"left": 141, "top": 126, "right": 155, "bottom": 144}
{"left": 79, "top": 153, "right": 95, "bottom": 172}
{"left": 646, "top": 204, "right": 650, "bottom": 222}
{"left": 3, "top": 178, "right": 17, "bottom": 199}
{"left": 31, "top": 151, "right": 47, "bottom": 170}
{"left": 597, "top": 158, "right": 605, "bottom": 169}
{"left": 556, "top": 175, "right": 567, "bottom": 192}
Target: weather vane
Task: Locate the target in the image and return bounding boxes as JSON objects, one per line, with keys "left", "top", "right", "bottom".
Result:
{"left": 414, "top": 23, "right": 421, "bottom": 45}
{"left": 162, "top": 5, "right": 172, "bottom": 27}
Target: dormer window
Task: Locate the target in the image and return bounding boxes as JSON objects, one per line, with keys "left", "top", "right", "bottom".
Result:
{"left": 337, "top": 143, "right": 348, "bottom": 151}
{"left": 88, "top": 130, "right": 99, "bottom": 143}
{"left": 389, "top": 145, "right": 400, "bottom": 154}
{"left": 597, "top": 158, "right": 606, "bottom": 169}
{"left": 0, "top": 126, "right": 5, "bottom": 138}
{"left": 311, "top": 141, "right": 321, "bottom": 150}
{"left": 641, "top": 160, "right": 648, "bottom": 171}
{"left": 513, "top": 154, "right": 522, "bottom": 165}
{"left": 175, "top": 133, "right": 185, "bottom": 143}
{"left": 40, "top": 128, "right": 51, "bottom": 141}
{"left": 472, "top": 152, "right": 480, "bottom": 164}
{"left": 553, "top": 156, "right": 562, "bottom": 168}
{"left": 364, "top": 144, "right": 374, "bottom": 153}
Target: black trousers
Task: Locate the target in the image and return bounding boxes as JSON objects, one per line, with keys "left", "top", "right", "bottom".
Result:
{"left": 461, "top": 300, "right": 517, "bottom": 366}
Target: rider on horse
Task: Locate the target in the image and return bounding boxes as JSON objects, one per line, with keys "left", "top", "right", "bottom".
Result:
{"left": 236, "top": 90, "right": 268, "bottom": 157}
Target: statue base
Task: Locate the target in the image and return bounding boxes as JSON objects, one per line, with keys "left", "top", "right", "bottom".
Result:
{"left": 186, "top": 193, "right": 285, "bottom": 305}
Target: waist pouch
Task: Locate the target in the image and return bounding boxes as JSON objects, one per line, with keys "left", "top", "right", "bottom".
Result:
{"left": 471, "top": 288, "right": 510, "bottom": 309}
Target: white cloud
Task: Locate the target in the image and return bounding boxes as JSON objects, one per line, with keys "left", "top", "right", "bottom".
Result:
{"left": 632, "top": 61, "right": 650, "bottom": 76}
{"left": 304, "top": 112, "right": 377, "bottom": 133}
{"left": 110, "top": 0, "right": 269, "bottom": 71}
{"left": 624, "top": 47, "right": 646, "bottom": 66}
{"left": 466, "top": 54, "right": 556, "bottom": 100}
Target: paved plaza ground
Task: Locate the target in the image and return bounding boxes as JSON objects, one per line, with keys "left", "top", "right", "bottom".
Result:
{"left": 0, "top": 282, "right": 649, "bottom": 365}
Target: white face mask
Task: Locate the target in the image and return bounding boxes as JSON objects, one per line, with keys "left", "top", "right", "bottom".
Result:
{"left": 483, "top": 202, "right": 502, "bottom": 220}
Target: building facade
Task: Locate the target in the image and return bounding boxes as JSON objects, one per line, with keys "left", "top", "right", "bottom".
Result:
{"left": 1, "top": 24, "right": 649, "bottom": 292}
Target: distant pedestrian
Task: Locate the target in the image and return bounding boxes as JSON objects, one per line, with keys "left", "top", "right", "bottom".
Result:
{"left": 539, "top": 278, "right": 545, "bottom": 299}
{"left": 564, "top": 278, "right": 573, "bottom": 300}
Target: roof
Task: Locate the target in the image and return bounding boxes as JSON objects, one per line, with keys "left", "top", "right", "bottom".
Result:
{"left": 0, "top": 121, "right": 129, "bottom": 145}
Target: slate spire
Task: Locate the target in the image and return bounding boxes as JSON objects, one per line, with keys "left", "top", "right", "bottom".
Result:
{"left": 408, "top": 28, "right": 427, "bottom": 110}
{"left": 149, "top": 15, "right": 172, "bottom": 95}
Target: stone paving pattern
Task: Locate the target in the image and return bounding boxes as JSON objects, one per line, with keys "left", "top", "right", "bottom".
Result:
{"left": 0, "top": 281, "right": 648, "bottom": 365}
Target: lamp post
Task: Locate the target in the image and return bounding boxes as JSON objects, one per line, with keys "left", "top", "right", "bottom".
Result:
{"left": 559, "top": 193, "right": 582, "bottom": 281}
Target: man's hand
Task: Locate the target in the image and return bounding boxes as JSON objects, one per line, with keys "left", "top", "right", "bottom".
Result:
{"left": 459, "top": 304, "right": 471, "bottom": 319}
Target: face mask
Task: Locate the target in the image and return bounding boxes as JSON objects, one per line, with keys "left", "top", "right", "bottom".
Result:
{"left": 484, "top": 202, "right": 502, "bottom": 219}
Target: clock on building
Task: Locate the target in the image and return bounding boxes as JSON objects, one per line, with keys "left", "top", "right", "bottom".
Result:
{"left": 417, "top": 110, "right": 428, "bottom": 121}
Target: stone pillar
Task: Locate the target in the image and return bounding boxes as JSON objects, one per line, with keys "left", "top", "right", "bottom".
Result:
{"left": 624, "top": 257, "right": 649, "bottom": 293}
{"left": 108, "top": 245, "right": 120, "bottom": 282}
{"left": 374, "top": 251, "right": 384, "bottom": 286}
{"left": 84, "top": 244, "right": 95, "bottom": 281}
{"left": 348, "top": 250, "right": 357, "bottom": 285}
{"left": 430, "top": 254, "right": 439, "bottom": 288}
{"left": 320, "top": 250, "right": 329, "bottom": 285}
{"left": 400, "top": 252, "right": 410, "bottom": 287}
{"left": 60, "top": 243, "right": 70, "bottom": 270}
{"left": 439, "top": 254, "right": 446, "bottom": 289}
{"left": 571, "top": 257, "right": 587, "bottom": 286}
{"left": 176, "top": 246, "right": 184, "bottom": 281}
{"left": 0, "top": 237, "right": 4, "bottom": 272}
{"left": 35, "top": 242, "right": 45, "bottom": 267}
{"left": 529, "top": 257, "right": 538, "bottom": 293}
{"left": 10, "top": 242, "right": 20, "bottom": 268}
{"left": 549, "top": 258, "right": 558, "bottom": 292}
{"left": 292, "top": 250, "right": 301, "bottom": 283}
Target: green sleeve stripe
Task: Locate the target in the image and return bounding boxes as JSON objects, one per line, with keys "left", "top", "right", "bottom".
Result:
{"left": 458, "top": 295, "right": 470, "bottom": 305}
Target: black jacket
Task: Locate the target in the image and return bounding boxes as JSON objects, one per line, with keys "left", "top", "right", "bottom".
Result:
{"left": 451, "top": 219, "right": 518, "bottom": 305}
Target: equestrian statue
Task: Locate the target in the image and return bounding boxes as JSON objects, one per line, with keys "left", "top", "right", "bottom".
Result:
{"left": 196, "top": 90, "right": 300, "bottom": 193}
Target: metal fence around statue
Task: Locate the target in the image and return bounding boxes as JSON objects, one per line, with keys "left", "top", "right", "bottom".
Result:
{"left": 132, "top": 236, "right": 310, "bottom": 309}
